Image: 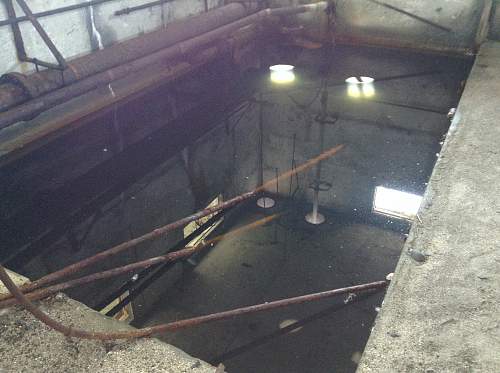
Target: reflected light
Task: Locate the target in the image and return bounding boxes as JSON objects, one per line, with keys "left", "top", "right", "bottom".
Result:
{"left": 347, "top": 84, "right": 361, "bottom": 98}
{"left": 373, "top": 186, "right": 423, "bottom": 221}
{"left": 270, "top": 64, "right": 295, "bottom": 84}
{"left": 362, "top": 83, "right": 375, "bottom": 98}
{"left": 345, "top": 76, "right": 374, "bottom": 84}
{"left": 346, "top": 76, "right": 375, "bottom": 98}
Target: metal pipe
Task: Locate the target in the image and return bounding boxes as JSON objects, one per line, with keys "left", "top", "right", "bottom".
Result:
{"left": 96, "top": 208, "right": 228, "bottom": 313}
{"left": 0, "top": 214, "right": 279, "bottom": 309}
{"left": 115, "top": 0, "right": 173, "bottom": 16}
{"left": 0, "top": 144, "right": 343, "bottom": 303}
{"left": 0, "top": 2, "right": 327, "bottom": 126}
{"left": 0, "top": 264, "right": 387, "bottom": 340}
{"left": 0, "top": 190, "right": 257, "bottom": 300}
{"left": 0, "top": 0, "right": 118, "bottom": 27}
{"left": 211, "top": 289, "right": 383, "bottom": 364}
{"left": 0, "top": 24, "right": 257, "bottom": 129}
{"left": 0, "top": 2, "right": 258, "bottom": 112}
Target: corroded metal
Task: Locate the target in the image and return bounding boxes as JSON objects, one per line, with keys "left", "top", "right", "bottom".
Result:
{"left": 0, "top": 144, "right": 344, "bottom": 304}
{"left": 0, "top": 3, "right": 257, "bottom": 113}
{"left": 0, "top": 2, "right": 326, "bottom": 129}
{"left": 0, "top": 214, "right": 280, "bottom": 309}
{"left": 0, "top": 264, "right": 387, "bottom": 340}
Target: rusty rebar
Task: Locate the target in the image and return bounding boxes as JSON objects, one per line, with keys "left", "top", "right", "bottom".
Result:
{"left": 0, "top": 214, "right": 280, "bottom": 309}
{"left": 0, "top": 144, "right": 343, "bottom": 302}
{"left": 0, "top": 264, "right": 387, "bottom": 340}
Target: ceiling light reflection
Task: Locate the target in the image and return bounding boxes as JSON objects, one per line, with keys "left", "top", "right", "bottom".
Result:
{"left": 270, "top": 64, "right": 296, "bottom": 84}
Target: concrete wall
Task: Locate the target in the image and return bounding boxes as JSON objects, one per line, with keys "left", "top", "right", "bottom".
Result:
{"left": 271, "top": 0, "right": 488, "bottom": 54}
{"left": 0, "top": 0, "right": 222, "bottom": 75}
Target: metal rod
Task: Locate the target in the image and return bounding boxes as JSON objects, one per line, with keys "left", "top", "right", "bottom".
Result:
{"left": 211, "top": 289, "right": 383, "bottom": 364}
{"left": 0, "top": 214, "right": 280, "bottom": 309}
{"left": 0, "top": 0, "right": 118, "bottom": 27}
{"left": 4, "top": 0, "right": 27, "bottom": 60}
{"left": 15, "top": 0, "right": 67, "bottom": 69}
{"left": 0, "top": 264, "right": 387, "bottom": 340}
{"left": 365, "top": 0, "right": 452, "bottom": 33}
{"left": 96, "top": 208, "right": 228, "bottom": 313}
{"left": 22, "top": 57, "right": 64, "bottom": 70}
{"left": 0, "top": 145, "right": 343, "bottom": 303}
{"left": 115, "top": 0, "right": 174, "bottom": 16}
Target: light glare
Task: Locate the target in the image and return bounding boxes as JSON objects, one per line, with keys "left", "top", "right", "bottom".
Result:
{"left": 373, "top": 186, "right": 423, "bottom": 220}
{"left": 270, "top": 64, "right": 296, "bottom": 84}
{"left": 346, "top": 76, "right": 376, "bottom": 98}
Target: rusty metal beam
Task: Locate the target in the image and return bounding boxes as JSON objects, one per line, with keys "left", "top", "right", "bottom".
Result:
{"left": 0, "top": 264, "right": 388, "bottom": 340}
{"left": 0, "top": 214, "right": 280, "bottom": 309}
{"left": 0, "top": 145, "right": 344, "bottom": 303}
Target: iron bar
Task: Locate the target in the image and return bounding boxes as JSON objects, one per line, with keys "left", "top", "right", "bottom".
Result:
{"left": 115, "top": 0, "right": 174, "bottom": 16}
{"left": 14, "top": 0, "right": 68, "bottom": 69}
{"left": 0, "top": 264, "right": 388, "bottom": 340}
{"left": 22, "top": 58, "right": 64, "bottom": 71}
{"left": 4, "top": 0, "right": 27, "bottom": 60}
{"left": 0, "top": 145, "right": 343, "bottom": 303}
{"left": 365, "top": 0, "right": 452, "bottom": 33}
{"left": 211, "top": 289, "right": 383, "bottom": 364}
{"left": 0, "top": 214, "right": 280, "bottom": 309}
{"left": 96, "top": 208, "right": 228, "bottom": 313}
{"left": 0, "top": 0, "right": 118, "bottom": 27}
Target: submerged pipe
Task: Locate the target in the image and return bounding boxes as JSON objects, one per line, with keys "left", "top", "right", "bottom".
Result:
{"left": 0, "top": 2, "right": 257, "bottom": 112}
{"left": 98, "top": 208, "right": 230, "bottom": 316}
{"left": 0, "top": 214, "right": 280, "bottom": 309}
{"left": 0, "top": 144, "right": 343, "bottom": 303}
{"left": 0, "top": 2, "right": 327, "bottom": 129}
{"left": 0, "top": 264, "right": 387, "bottom": 340}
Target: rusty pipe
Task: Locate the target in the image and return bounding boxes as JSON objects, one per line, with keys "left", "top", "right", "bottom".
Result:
{"left": 0, "top": 144, "right": 343, "bottom": 303}
{"left": 0, "top": 2, "right": 257, "bottom": 112}
{"left": 0, "top": 26, "right": 258, "bottom": 131}
{"left": 0, "top": 264, "right": 387, "bottom": 340}
{"left": 0, "top": 2, "right": 327, "bottom": 129}
{"left": 0, "top": 214, "right": 280, "bottom": 309}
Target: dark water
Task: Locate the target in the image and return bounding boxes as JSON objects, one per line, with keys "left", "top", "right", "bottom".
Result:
{"left": 133, "top": 47, "right": 470, "bottom": 372}
{"left": 1, "top": 45, "right": 471, "bottom": 372}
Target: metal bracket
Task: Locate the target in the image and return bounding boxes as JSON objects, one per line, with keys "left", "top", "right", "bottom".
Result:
{"left": 5, "top": 0, "right": 67, "bottom": 71}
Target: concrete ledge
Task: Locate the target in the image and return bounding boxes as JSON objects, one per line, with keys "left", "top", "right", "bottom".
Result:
{"left": 0, "top": 291, "right": 217, "bottom": 373}
{"left": 358, "top": 41, "right": 500, "bottom": 372}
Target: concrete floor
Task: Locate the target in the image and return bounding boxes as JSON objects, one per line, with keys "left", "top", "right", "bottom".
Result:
{"left": 141, "top": 204, "right": 405, "bottom": 372}
{"left": 1, "top": 273, "right": 217, "bottom": 373}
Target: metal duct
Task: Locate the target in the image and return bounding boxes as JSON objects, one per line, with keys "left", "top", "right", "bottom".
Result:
{"left": 0, "top": 2, "right": 257, "bottom": 112}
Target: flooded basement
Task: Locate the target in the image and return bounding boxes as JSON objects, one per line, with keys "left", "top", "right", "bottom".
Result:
{"left": 1, "top": 45, "right": 471, "bottom": 372}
